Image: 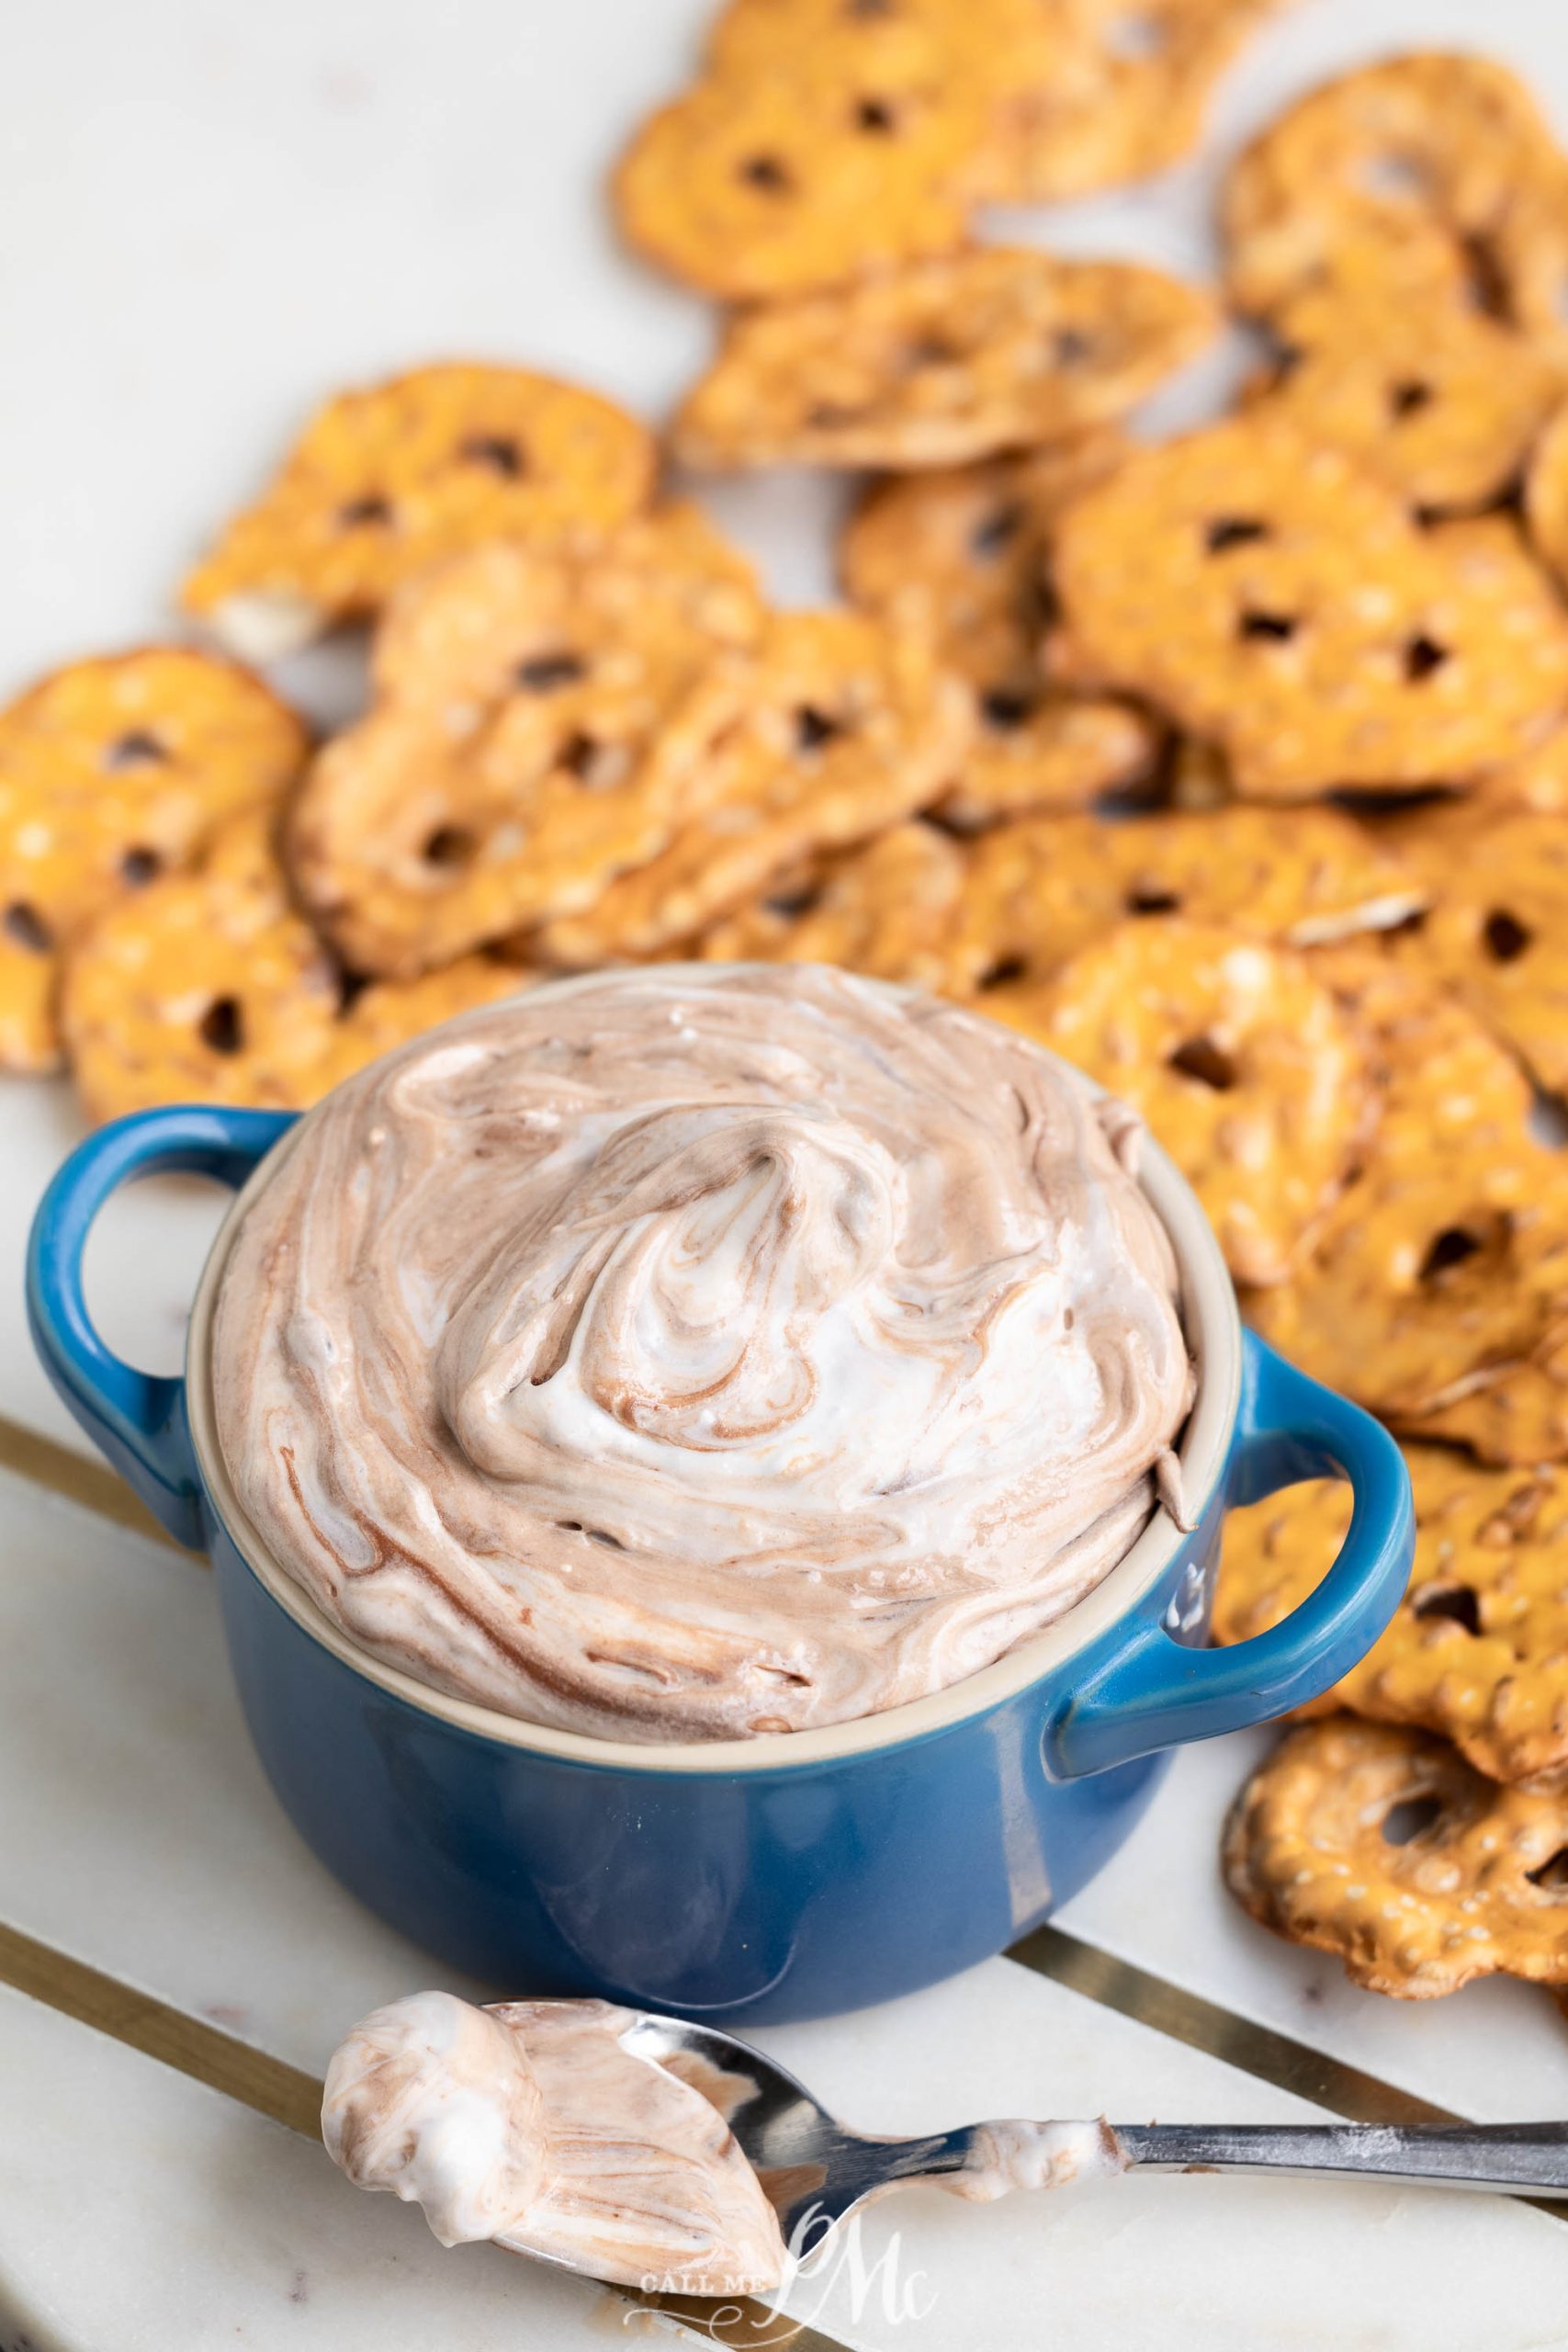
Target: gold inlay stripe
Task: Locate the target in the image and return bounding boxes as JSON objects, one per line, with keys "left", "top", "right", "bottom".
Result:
{"left": 0, "top": 1412, "right": 185, "bottom": 1555}
{"left": 4, "top": 1412, "right": 1562, "bottom": 2242}
{"left": 0, "top": 1919, "right": 836, "bottom": 2348}
{"left": 0, "top": 1917, "right": 321, "bottom": 2136}
{"left": 1010, "top": 1924, "right": 1455, "bottom": 2125}
{"left": 1011, "top": 1925, "right": 1568, "bottom": 2228}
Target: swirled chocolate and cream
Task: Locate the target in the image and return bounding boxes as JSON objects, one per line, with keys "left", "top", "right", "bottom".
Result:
{"left": 321, "top": 1991, "right": 785, "bottom": 2292}
{"left": 214, "top": 966, "right": 1193, "bottom": 1741}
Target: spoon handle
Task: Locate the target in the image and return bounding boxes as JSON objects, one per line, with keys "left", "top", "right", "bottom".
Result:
{"left": 1114, "top": 2121, "right": 1568, "bottom": 2195}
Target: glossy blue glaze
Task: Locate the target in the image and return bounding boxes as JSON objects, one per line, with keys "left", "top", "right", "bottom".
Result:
{"left": 28, "top": 1104, "right": 1416, "bottom": 2021}
{"left": 26, "top": 1106, "right": 294, "bottom": 1546}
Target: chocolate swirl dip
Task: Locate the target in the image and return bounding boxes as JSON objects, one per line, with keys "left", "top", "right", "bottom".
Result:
{"left": 213, "top": 965, "right": 1193, "bottom": 1742}
{"left": 322, "top": 1991, "right": 786, "bottom": 2293}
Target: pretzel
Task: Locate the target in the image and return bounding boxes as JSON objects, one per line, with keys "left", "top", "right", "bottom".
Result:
{"left": 1246, "top": 288, "right": 1565, "bottom": 516}
{"left": 61, "top": 808, "right": 344, "bottom": 1122}
{"left": 840, "top": 432, "right": 1131, "bottom": 644}
{"left": 1048, "top": 422, "right": 1568, "bottom": 799}
{"left": 1389, "top": 809, "right": 1568, "bottom": 1097}
{"left": 1405, "top": 1363, "right": 1568, "bottom": 1472}
{"left": 840, "top": 433, "right": 1155, "bottom": 820}
{"left": 997, "top": 917, "right": 1372, "bottom": 1285}
{"left": 1473, "top": 722, "right": 1568, "bottom": 817}
{"left": 536, "top": 610, "right": 971, "bottom": 965}
{"left": 180, "top": 364, "right": 656, "bottom": 661}
{"left": 62, "top": 807, "right": 533, "bottom": 1121}
{"left": 1526, "top": 399, "right": 1568, "bottom": 595}
{"left": 1249, "top": 953, "right": 1568, "bottom": 1462}
{"left": 318, "top": 958, "right": 532, "bottom": 1093}
{"left": 1222, "top": 51, "right": 1568, "bottom": 350}
{"left": 1367, "top": 775, "right": 1568, "bottom": 889}
{"left": 943, "top": 695, "right": 1159, "bottom": 826}
{"left": 286, "top": 507, "right": 763, "bottom": 978}
{"left": 704, "top": 0, "right": 1053, "bottom": 106}
{"left": 0, "top": 922, "right": 56, "bottom": 1078}
{"left": 988, "top": 0, "right": 1289, "bottom": 203}
{"left": 697, "top": 818, "right": 966, "bottom": 989}
{"left": 1164, "top": 736, "right": 1234, "bottom": 810}
{"left": 1304, "top": 944, "right": 1538, "bottom": 1167}
{"left": 1365, "top": 712, "right": 1568, "bottom": 830}
{"left": 0, "top": 647, "right": 308, "bottom": 1073}
{"left": 612, "top": 51, "right": 985, "bottom": 301}
{"left": 671, "top": 250, "right": 1216, "bottom": 471}
{"left": 1214, "top": 1446, "right": 1568, "bottom": 1790}
{"left": 1223, "top": 1715, "right": 1568, "bottom": 1997}
{"left": 946, "top": 806, "right": 1426, "bottom": 998}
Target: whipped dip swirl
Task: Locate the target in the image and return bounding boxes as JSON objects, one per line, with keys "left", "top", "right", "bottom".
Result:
{"left": 321, "top": 1991, "right": 785, "bottom": 2292}
{"left": 938, "top": 2118, "right": 1128, "bottom": 2202}
{"left": 214, "top": 965, "right": 1193, "bottom": 1741}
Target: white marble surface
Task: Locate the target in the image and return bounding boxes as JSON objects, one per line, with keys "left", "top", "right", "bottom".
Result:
{"left": 10, "top": 0, "right": 1568, "bottom": 2344}
{"left": 7, "top": 1450, "right": 1568, "bottom": 2350}
{"left": 8, "top": 1460, "right": 1568, "bottom": 2132}
{"left": 1058, "top": 1728, "right": 1568, "bottom": 2124}
{"left": 11, "top": 1962, "right": 1568, "bottom": 2352}
{"left": 8, "top": 1466, "right": 1568, "bottom": 2347}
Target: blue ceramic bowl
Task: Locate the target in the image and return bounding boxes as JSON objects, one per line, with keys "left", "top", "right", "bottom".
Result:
{"left": 28, "top": 1063, "right": 1414, "bottom": 2023}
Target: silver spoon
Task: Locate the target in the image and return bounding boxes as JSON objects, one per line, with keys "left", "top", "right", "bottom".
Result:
{"left": 618, "top": 2009, "right": 1568, "bottom": 2252}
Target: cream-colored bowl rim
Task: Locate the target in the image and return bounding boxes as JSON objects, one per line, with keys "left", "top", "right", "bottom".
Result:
{"left": 185, "top": 971, "right": 1242, "bottom": 1777}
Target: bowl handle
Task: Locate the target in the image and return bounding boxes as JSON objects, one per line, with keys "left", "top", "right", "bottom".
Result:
{"left": 1043, "top": 1332, "right": 1414, "bottom": 1781}
{"left": 26, "top": 1106, "right": 296, "bottom": 1545}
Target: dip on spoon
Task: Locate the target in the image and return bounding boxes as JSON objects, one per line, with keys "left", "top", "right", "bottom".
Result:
{"left": 321, "top": 1990, "right": 787, "bottom": 2297}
